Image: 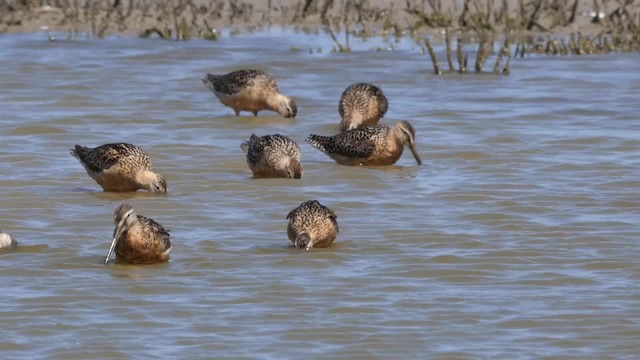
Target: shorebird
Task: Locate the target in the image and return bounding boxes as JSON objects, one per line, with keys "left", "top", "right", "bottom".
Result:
{"left": 241, "top": 134, "right": 303, "bottom": 179}
{"left": 0, "top": 231, "right": 17, "bottom": 248}
{"left": 71, "top": 143, "right": 167, "bottom": 193}
{"left": 338, "top": 83, "right": 388, "bottom": 132}
{"left": 105, "top": 204, "right": 171, "bottom": 265}
{"left": 287, "top": 200, "right": 339, "bottom": 250}
{"left": 202, "top": 69, "right": 297, "bottom": 118}
{"left": 306, "top": 121, "right": 423, "bottom": 166}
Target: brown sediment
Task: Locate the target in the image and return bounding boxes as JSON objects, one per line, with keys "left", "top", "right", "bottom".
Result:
{"left": 0, "top": 0, "right": 634, "bottom": 37}
{"left": 520, "top": 9, "right": 640, "bottom": 56}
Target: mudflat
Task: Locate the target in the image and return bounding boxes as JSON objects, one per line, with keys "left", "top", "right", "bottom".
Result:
{"left": 2, "top": 0, "right": 638, "bottom": 39}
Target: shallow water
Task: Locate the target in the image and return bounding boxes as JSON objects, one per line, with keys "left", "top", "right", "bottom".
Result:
{"left": 0, "top": 29, "right": 639, "bottom": 359}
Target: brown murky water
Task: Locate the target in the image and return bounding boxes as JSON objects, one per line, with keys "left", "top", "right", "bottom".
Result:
{"left": 1, "top": 30, "right": 639, "bottom": 359}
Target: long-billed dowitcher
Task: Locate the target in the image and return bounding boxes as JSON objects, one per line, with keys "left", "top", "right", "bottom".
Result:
{"left": 202, "top": 69, "right": 297, "bottom": 118}
{"left": 287, "top": 200, "right": 339, "bottom": 250}
{"left": 0, "top": 231, "right": 17, "bottom": 248}
{"left": 306, "top": 121, "right": 423, "bottom": 166}
{"left": 338, "top": 83, "right": 388, "bottom": 132}
{"left": 71, "top": 143, "right": 167, "bottom": 193}
{"left": 241, "top": 134, "right": 303, "bottom": 179}
{"left": 105, "top": 204, "right": 171, "bottom": 265}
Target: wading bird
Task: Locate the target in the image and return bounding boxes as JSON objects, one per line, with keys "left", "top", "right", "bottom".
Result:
{"left": 202, "top": 69, "right": 297, "bottom": 118}
{"left": 338, "top": 83, "right": 388, "bottom": 132}
{"left": 306, "top": 121, "right": 422, "bottom": 166}
{"left": 105, "top": 204, "right": 171, "bottom": 265}
{"left": 71, "top": 143, "right": 167, "bottom": 193}
{"left": 241, "top": 134, "right": 303, "bottom": 179}
{"left": 287, "top": 200, "right": 339, "bottom": 250}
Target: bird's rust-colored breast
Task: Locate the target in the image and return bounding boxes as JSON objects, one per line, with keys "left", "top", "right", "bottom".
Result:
{"left": 115, "top": 217, "right": 171, "bottom": 264}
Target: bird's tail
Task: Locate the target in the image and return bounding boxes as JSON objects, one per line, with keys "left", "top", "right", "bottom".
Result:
{"left": 201, "top": 73, "right": 218, "bottom": 92}
{"left": 305, "top": 134, "right": 332, "bottom": 152}
{"left": 240, "top": 134, "right": 260, "bottom": 153}
{"left": 70, "top": 145, "right": 90, "bottom": 160}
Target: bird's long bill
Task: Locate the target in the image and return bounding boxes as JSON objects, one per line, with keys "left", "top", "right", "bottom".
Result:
{"left": 105, "top": 223, "right": 124, "bottom": 265}
{"left": 408, "top": 143, "right": 423, "bottom": 165}
{"left": 104, "top": 237, "right": 118, "bottom": 265}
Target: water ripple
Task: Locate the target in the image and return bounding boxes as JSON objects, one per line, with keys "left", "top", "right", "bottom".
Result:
{"left": 0, "top": 31, "right": 639, "bottom": 359}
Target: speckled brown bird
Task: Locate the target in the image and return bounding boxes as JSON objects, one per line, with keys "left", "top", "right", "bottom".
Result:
{"left": 71, "top": 143, "right": 167, "bottom": 193}
{"left": 338, "top": 83, "right": 388, "bottom": 132}
{"left": 0, "top": 231, "right": 17, "bottom": 248}
{"left": 105, "top": 204, "right": 171, "bottom": 265}
{"left": 202, "top": 69, "right": 297, "bottom": 118}
{"left": 306, "top": 121, "right": 422, "bottom": 166}
{"left": 241, "top": 134, "right": 303, "bottom": 179}
{"left": 287, "top": 200, "right": 339, "bottom": 250}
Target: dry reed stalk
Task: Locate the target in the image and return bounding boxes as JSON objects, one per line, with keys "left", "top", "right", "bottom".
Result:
{"left": 321, "top": 0, "right": 334, "bottom": 22}
{"left": 425, "top": 38, "right": 441, "bottom": 74}
{"left": 493, "top": 38, "right": 506, "bottom": 73}
{"left": 456, "top": 37, "right": 467, "bottom": 73}
{"left": 445, "top": 28, "right": 455, "bottom": 71}
{"left": 503, "top": 57, "right": 510, "bottom": 75}
{"left": 326, "top": 22, "right": 350, "bottom": 52}
{"left": 474, "top": 37, "right": 491, "bottom": 72}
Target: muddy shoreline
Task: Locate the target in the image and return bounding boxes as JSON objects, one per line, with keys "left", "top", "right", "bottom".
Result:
{"left": 2, "top": 0, "right": 639, "bottom": 39}
{"left": 1, "top": 0, "right": 639, "bottom": 61}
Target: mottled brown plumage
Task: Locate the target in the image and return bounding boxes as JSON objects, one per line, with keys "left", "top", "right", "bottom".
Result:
{"left": 241, "top": 134, "right": 303, "bottom": 179}
{"left": 70, "top": 143, "right": 167, "bottom": 193}
{"left": 105, "top": 204, "right": 171, "bottom": 265}
{"left": 0, "top": 231, "right": 17, "bottom": 248}
{"left": 338, "top": 83, "right": 388, "bottom": 132}
{"left": 287, "top": 200, "right": 339, "bottom": 250}
{"left": 202, "top": 69, "right": 297, "bottom": 118}
{"left": 306, "top": 121, "right": 422, "bottom": 166}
